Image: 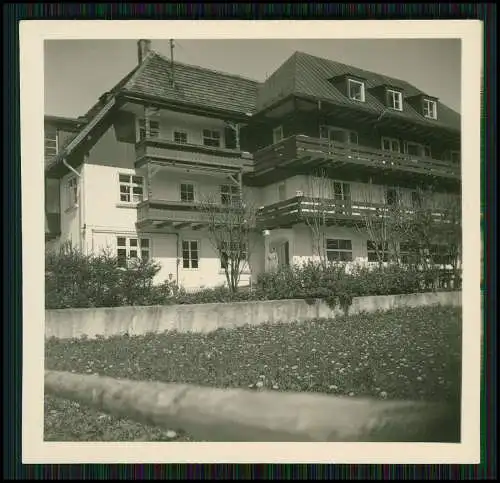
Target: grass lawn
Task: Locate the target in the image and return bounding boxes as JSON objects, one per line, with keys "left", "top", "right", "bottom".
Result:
{"left": 44, "top": 305, "right": 462, "bottom": 441}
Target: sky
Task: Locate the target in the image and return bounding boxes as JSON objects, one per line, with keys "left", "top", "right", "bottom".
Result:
{"left": 44, "top": 38, "right": 461, "bottom": 118}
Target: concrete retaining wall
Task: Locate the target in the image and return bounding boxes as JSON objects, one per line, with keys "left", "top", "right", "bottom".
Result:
{"left": 45, "top": 291, "right": 461, "bottom": 340}
{"left": 45, "top": 370, "right": 460, "bottom": 442}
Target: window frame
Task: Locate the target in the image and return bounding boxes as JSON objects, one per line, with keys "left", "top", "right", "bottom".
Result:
{"left": 325, "top": 238, "right": 353, "bottom": 262}
{"left": 319, "top": 125, "right": 359, "bottom": 145}
{"left": 381, "top": 136, "right": 401, "bottom": 153}
{"left": 118, "top": 173, "right": 145, "bottom": 204}
{"left": 331, "top": 181, "right": 351, "bottom": 201}
{"left": 386, "top": 89, "right": 403, "bottom": 111}
{"left": 366, "top": 240, "right": 389, "bottom": 263}
{"left": 116, "top": 236, "right": 150, "bottom": 268}
{"left": 220, "top": 184, "right": 240, "bottom": 206}
{"left": 173, "top": 129, "right": 188, "bottom": 145}
{"left": 272, "top": 125, "right": 284, "bottom": 144}
{"left": 202, "top": 129, "right": 221, "bottom": 148}
{"left": 423, "top": 98, "right": 438, "bottom": 120}
{"left": 219, "top": 240, "right": 248, "bottom": 270}
{"left": 182, "top": 239, "right": 200, "bottom": 270}
{"left": 180, "top": 182, "right": 196, "bottom": 203}
{"left": 385, "top": 187, "right": 401, "bottom": 206}
{"left": 137, "top": 117, "right": 160, "bottom": 142}
{"left": 347, "top": 78, "right": 366, "bottom": 102}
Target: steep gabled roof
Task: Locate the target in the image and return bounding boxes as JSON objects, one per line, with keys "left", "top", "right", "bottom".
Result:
{"left": 257, "top": 51, "right": 460, "bottom": 131}
{"left": 46, "top": 51, "right": 261, "bottom": 173}
{"left": 122, "top": 51, "right": 260, "bottom": 116}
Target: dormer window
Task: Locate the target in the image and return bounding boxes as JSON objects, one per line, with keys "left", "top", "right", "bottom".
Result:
{"left": 347, "top": 79, "right": 365, "bottom": 102}
{"left": 423, "top": 98, "right": 438, "bottom": 119}
{"left": 386, "top": 89, "right": 403, "bottom": 111}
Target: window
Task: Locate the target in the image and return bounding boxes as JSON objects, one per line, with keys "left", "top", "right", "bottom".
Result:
{"left": 202, "top": 129, "right": 221, "bottom": 148}
{"left": 423, "top": 99, "right": 438, "bottom": 119}
{"left": 220, "top": 241, "right": 247, "bottom": 269}
{"left": 367, "top": 241, "right": 389, "bottom": 262}
{"left": 386, "top": 188, "right": 400, "bottom": 206}
{"left": 399, "top": 242, "right": 418, "bottom": 265}
{"left": 320, "top": 126, "right": 358, "bottom": 144}
{"left": 278, "top": 183, "right": 286, "bottom": 201}
{"left": 332, "top": 182, "right": 351, "bottom": 201}
{"left": 220, "top": 184, "right": 240, "bottom": 205}
{"left": 272, "top": 125, "right": 284, "bottom": 144}
{"left": 326, "top": 239, "right": 353, "bottom": 262}
{"left": 137, "top": 118, "right": 160, "bottom": 141}
{"left": 119, "top": 174, "right": 144, "bottom": 203}
{"left": 386, "top": 89, "right": 403, "bottom": 111}
{"left": 430, "top": 244, "right": 453, "bottom": 266}
{"left": 45, "top": 127, "right": 58, "bottom": 158}
{"left": 117, "top": 237, "right": 150, "bottom": 267}
{"left": 404, "top": 142, "right": 432, "bottom": 158}
{"left": 347, "top": 79, "right": 365, "bottom": 102}
{"left": 66, "top": 176, "right": 78, "bottom": 209}
{"left": 180, "top": 183, "right": 195, "bottom": 203}
{"left": 182, "top": 240, "right": 199, "bottom": 269}
{"left": 174, "top": 130, "right": 188, "bottom": 144}
{"left": 381, "top": 137, "right": 401, "bottom": 153}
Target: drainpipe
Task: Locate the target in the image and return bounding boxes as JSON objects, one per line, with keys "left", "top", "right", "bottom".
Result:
{"left": 62, "top": 157, "right": 85, "bottom": 252}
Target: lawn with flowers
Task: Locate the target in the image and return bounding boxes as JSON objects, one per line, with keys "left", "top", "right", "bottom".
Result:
{"left": 44, "top": 305, "right": 462, "bottom": 441}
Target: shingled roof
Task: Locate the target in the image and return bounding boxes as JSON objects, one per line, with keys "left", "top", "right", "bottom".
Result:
{"left": 257, "top": 51, "right": 460, "bottom": 131}
{"left": 121, "top": 51, "right": 260, "bottom": 116}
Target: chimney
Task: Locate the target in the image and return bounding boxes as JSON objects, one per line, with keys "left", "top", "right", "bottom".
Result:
{"left": 137, "top": 39, "right": 151, "bottom": 64}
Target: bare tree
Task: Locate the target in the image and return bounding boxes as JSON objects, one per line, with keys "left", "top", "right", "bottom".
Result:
{"left": 198, "top": 188, "right": 258, "bottom": 293}
{"left": 355, "top": 183, "right": 413, "bottom": 266}
{"left": 301, "top": 169, "right": 337, "bottom": 267}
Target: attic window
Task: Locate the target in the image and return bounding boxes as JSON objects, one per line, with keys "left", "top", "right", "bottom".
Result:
{"left": 386, "top": 89, "right": 403, "bottom": 111}
{"left": 423, "top": 99, "right": 438, "bottom": 120}
{"left": 347, "top": 79, "right": 365, "bottom": 102}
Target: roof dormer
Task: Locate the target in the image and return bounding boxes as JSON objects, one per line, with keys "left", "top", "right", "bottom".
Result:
{"left": 328, "top": 73, "right": 367, "bottom": 103}
{"left": 407, "top": 94, "right": 439, "bottom": 120}
{"left": 368, "top": 84, "right": 404, "bottom": 112}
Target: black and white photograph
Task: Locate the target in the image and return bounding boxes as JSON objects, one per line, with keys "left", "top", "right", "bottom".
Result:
{"left": 21, "top": 20, "right": 482, "bottom": 464}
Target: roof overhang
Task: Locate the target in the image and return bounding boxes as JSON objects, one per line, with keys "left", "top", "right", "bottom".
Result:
{"left": 119, "top": 92, "right": 254, "bottom": 124}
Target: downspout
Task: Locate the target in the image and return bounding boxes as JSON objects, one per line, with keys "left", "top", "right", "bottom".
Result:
{"left": 62, "top": 157, "right": 84, "bottom": 252}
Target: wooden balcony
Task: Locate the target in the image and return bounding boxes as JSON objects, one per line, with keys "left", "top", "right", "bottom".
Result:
{"left": 136, "top": 199, "right": 247, "bottom": 231}
{"left": 135, "top": 137, "right": 254, "bottom": 173}
{"left": 253, "top": 135, "right": 460, "bottom": 181}
{"left": 258, "top": 196, "right": 456, "bottom": 230}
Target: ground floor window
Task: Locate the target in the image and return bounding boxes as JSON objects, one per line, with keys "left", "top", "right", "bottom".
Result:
{"left": 326, "top": 239, "right": 352, "bottom": 262}
{"left": 182, "top": 240, "right": 199, "bottom": 269}
{"left": 220, "top": 241, "right": 247, "bottom": 269}
{"left": 367, "top": 240, "right": 389, "bottom": 262}
{"left": 117, "top": 237, "right": 150, "bottom": 267}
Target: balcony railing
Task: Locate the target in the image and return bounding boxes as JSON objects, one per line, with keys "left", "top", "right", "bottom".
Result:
{"left": 135, "top": 137, "right": 253, "bottom": 172}
{"left": 258, "top": 196, "right": 457, "bottom": 229}
{"left": 137, "top": 199, "right": 247, "bottom": 230}
{"left": 254, "top": 135, "right": 460, "bottom": 180}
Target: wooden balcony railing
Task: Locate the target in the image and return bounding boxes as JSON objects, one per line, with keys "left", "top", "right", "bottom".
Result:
{"left": 135, "top": 137, "right": 253, "bottom": 172}
{"left": 137, "top": 199, "right": 247, "bottom": 230}
{"left": 254, "top": 135, "right": 460, "bottom": 180}
{"left": 257, "top": 196, "right": 456, "bottom": 229}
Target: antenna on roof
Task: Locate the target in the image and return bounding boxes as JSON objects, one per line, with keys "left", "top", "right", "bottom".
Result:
{"left": 169, "top": 39, "right": 175, "bottom": 87}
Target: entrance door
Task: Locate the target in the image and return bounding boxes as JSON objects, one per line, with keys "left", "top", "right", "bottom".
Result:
{"left": 277, "top": 241, "right": 290, "bottom": 267}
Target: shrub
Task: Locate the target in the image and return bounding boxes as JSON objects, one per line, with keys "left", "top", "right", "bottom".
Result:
{"left": 45, "top": 243, "right": 167, "bottom": 309}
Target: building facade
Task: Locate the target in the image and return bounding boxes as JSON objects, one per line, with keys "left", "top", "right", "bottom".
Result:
{"left": 45, "top": 41, "right": 461, "bottom": 290}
